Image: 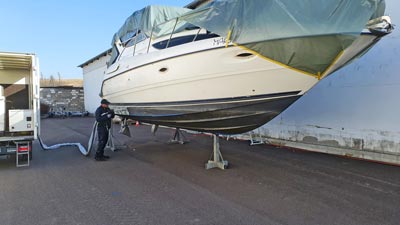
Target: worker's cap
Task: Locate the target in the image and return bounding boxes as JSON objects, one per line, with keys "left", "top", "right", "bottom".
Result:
{"left": 100, "top": 99, "right": 111, "bottom": 105}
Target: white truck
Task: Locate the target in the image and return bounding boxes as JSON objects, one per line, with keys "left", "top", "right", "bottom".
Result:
{"left": 0, "top": 52, "right": 40, "bottom": 160}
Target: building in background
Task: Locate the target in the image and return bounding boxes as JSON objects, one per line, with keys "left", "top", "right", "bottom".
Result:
{"left": 40, "top": 78, "right": 85, "bottom": 115}
{"left": 255, "top": 0, "right": 400, "bottom": 165}
{"left": 78, "top": 49, "right": 111, "bottom": 114}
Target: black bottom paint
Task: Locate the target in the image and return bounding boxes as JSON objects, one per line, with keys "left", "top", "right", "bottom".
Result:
{"left": 112, "top": 92, "right": 301, "bottom": 135}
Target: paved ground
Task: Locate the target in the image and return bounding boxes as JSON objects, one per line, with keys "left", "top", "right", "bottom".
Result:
{"left": 0, "top": 117, "right": 399, "bottom": 225}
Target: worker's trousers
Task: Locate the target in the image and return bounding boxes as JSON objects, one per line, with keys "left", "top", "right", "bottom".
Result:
{"left": 96, "top": 126, "right": 109, "bottom": 158}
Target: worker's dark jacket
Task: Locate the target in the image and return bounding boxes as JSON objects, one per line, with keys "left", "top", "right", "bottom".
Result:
{"left": 95, "top": 106, "right": 115, "bottom": 129}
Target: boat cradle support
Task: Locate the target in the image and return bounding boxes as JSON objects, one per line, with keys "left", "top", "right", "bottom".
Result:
{"left": 205, "top": 134, "right": 229, "bottom": 170}
{"left": 168, "top": 128, "right": 188, "bottom": 144}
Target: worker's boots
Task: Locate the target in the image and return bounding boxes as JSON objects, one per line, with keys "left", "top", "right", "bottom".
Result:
{"left": 95, "top": 155, "right": 108, "bottom": 161}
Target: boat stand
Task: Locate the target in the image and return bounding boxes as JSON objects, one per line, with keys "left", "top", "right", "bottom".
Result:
{"left": 249, "top": 128, "right": 264, "bottom": 145}
{"left": 105, "top": 128, "right": 116, "bottom": 151}
{"left": 168, "top": 128, "right": 187, "bottom": 144}
{"left": 119, "top": 118, "right": 131, "bottom": 137}
{"left": 205, "top": 134, "right": 229, "bottom": 170}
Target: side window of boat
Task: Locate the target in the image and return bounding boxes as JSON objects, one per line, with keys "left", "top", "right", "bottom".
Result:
{"left": 195, "top": 33, "right": 220, "bottom": 41}
{"left": 152, "top": 33, "right": 220, "bottom": 50}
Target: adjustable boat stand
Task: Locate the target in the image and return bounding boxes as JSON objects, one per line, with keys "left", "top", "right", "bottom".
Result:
{"left": 106, "top": 124, "right": 127, "bottom": 152}
{"left": 105, "top": 128, "right": 116, "bottom": 151}
{"left": 249, "top": 128, "right": 264, "bottom": 145}
{"left": 205, "top": 134, "right": 229, "bottom": 170}
{"left": 168, "top": 128, "right": 187, "bottom": 144}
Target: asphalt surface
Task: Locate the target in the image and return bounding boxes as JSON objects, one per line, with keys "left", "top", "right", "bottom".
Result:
{"left": 0, "top": 117, "right": 399, "bottom": 225}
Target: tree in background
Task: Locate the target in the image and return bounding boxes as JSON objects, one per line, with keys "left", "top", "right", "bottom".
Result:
{"left": 49, "top": 75, "right": 55, "bottom": 87}
{"left": 57, "top": 72, "right": 61, "bottom": 85}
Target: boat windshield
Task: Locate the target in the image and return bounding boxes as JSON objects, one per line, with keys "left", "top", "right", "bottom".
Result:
{"left": 125, "top": 31, "right": 147, "bottom": 48}
{"left": 108, "top": 5, "right": 192, "bottom": 67}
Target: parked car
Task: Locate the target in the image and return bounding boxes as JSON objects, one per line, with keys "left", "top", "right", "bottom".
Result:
{"left": 48, "top": 111, "right": 67, "bottom": 118}
{"left": 68, "top": 111, "right": 89, "bottom": 117}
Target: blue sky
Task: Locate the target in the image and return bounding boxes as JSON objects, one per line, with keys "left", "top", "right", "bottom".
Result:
{"left": 0, "top": 0, "right": 192, "bottom": 79}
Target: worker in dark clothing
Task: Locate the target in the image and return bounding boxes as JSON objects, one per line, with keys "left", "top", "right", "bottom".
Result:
{"left": 95, "top": 99, "right": 115, "bottom": 161}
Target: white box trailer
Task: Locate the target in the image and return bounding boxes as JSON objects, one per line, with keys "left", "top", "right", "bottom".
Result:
{"left": 0, "top": 52, "right": 40, "bottom": 160}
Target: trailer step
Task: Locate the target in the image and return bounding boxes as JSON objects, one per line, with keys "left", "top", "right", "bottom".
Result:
{"left": 16, "top": 141, "right": 30, "bottom": 167}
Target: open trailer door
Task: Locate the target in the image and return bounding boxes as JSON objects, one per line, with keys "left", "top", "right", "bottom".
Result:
{"left": 0, "top": 52, "right": 40, "bottom": 161}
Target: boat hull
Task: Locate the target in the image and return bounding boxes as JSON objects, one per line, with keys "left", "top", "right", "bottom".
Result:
{"left": 102, "top": 41, "right": 318, "bottom": 103}
{"left": 111, "top": 92, "right": 301, "bottom": 134}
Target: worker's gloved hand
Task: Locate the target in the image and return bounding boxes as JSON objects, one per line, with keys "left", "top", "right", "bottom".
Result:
{"left": 107, "top": 113, "right": 112, "bottom": 118}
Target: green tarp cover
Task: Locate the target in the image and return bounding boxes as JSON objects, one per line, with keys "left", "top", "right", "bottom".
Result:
{"left": 112, "top": 5, "right": 192, "bottom": 45}
{"left": 182, "top": 0, "right": 386, "bottom": 76}
{"left": 110, "top": 1, "right": 386, "bottom": 76}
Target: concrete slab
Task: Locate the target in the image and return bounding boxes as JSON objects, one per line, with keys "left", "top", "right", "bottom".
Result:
{"left": 0, "top": 117, "right": 399, "bottom": 225}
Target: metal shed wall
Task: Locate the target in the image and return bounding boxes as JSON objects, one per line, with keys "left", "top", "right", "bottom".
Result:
{"left": 256, "top": 0, "right": 400, "bottom": 165}
{"left": 81, "top": 52, "right": 111, "bottom": 114}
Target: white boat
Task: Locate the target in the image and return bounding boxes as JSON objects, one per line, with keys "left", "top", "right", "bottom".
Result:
{"left": 102, "top": 1, "right": 392, "bottom": 134}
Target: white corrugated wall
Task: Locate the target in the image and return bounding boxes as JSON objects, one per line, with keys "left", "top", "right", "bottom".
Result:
{"left": 82, "top": 54, "right": 110, "bottom": 114}
{"left": 256, "top": 0, "right": 400, "bottom": 164}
